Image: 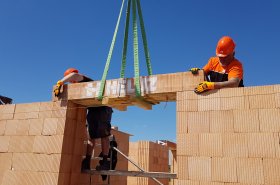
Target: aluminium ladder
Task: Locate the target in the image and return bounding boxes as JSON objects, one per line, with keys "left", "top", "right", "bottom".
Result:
{"left": 82, "top": 144, "right": 177, "bottom": 185}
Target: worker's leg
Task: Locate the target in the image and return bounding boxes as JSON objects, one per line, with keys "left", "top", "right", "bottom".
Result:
{"left": 96, "top": 136, "right": 110, "bottom": 171}
{"left": 99, "top": 136, "right": 111, "bottom": 180}
{"left": 96, "top": 123, "right": 111, "bottom": 171}
{"left": 86, "top": 138, "right": 95, "bottom": 156}
{"left": 81, "top": 138, "right": 95, "bottom": 170}
{"left": 94, "top": 107, "right": 113, "bottom": 171}
{"left": 81, "top": 109, "right": 96, "bottom": 171}
{"left": 101, "top": 136, "right": 109, "bottom": 157}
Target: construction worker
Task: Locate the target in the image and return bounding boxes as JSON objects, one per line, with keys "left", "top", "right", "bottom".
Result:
{"left": 54, "top": 68, "right": 113, "bottom": 171}
{"left": 190, "top": 36, "right": 244, "bottom": 93}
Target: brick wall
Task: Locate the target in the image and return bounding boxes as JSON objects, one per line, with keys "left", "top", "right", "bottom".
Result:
{"left": 128, "top": 141, "right": 169, "bottom": 185}
{"left": 176, "top": 85, "right": 280, "bottom": 185}
{"left": 0, "top": 101, "right": 70, "bottom": 185}
{"left": 0, "top": 101, "right": 130, "bottom": 185}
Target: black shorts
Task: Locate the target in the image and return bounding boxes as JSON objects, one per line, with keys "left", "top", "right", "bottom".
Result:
{"left": 86, "top": 107, "right": 112, "bottom": 139}
{"left": 87, "top": 120, "right": 111, "bottom": 139}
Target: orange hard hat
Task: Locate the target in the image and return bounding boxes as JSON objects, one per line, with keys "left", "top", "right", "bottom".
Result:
{"left": 216, "top": 36, "right": 236, "bottom": 57}
{"left": 64, "top": 68, "right": 79, "bottom": 77}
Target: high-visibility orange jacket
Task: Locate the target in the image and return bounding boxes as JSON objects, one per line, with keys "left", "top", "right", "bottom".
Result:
{"left": 203, "top": 57, "right": 244, "bottom": 87}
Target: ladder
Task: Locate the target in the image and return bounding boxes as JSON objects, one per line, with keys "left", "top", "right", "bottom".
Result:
{"left": 83, "top": 169, "right": 176, "bottom": 179}
{"left": 82, "top": 144, "right": 177, "bottom": 185}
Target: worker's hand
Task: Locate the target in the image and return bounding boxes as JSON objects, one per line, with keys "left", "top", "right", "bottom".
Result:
{"left": 54, "top": 80, "right": 63, "bottom": 97}
{"left": 189, "top": 68, "right": 200, "bottom": 74}
{"left": 194, "top": 81, "right": 215, "bottom": 94}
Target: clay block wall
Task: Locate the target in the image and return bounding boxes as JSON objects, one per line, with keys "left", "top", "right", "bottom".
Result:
{"left": 176, "top": 85, "right": 280, "bottom": 185}
{"left": 127, "top": 141, "right": 169, "bottom": 185}
{"left": 0, "top": 101, "right": 72, "bottom": 185}
{"left": 57, "top": 72, "right": 203, "bottom": 100}
{"left": 52, "top": 72, "right": 205, "bottom": 109}
{"left": 0, "top": 101, "right": 130, "bottom": 185}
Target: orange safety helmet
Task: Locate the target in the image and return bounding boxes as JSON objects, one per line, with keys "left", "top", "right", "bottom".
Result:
{"left": 216, "top": 36, "right": 236, "bottom": 57}
{"left": 64, "top": 68, "right": 79, "bottom": 77}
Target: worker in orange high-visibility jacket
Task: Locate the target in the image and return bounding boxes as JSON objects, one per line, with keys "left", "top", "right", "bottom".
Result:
{"left": 190, "top": 36, "right": 244, "bottom": 94}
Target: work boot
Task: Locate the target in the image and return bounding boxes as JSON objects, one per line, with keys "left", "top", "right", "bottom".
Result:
{"left": 101, "top": 174, "right": 107, "bottom": 181}
{"left": 96, "top": 160, "right": 110, "bottom": 171}
{"left": 81, "top": 155, "right": 91, "bottom": 171}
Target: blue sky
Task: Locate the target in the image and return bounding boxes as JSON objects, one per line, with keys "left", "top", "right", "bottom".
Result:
{"left": 1, "top": 0, "right": 280, "bottom": 142}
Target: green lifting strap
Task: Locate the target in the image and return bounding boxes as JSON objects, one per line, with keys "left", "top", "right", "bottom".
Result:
{"left": 121, "top": 0, "right": 152, "bottom": 78}
{"left": 132, "top": 0, "right": 141, "bottom": 97}
{"left": 98, "top": 0, "right": 152, "bottom": 100}
{"left": 136, "top": 0, "right": 152, "bottom": 76}
{"left": 120, "top": 0, "right": 132, "bottom": 78}
{"left": 98, "top": 0, "right": 125, "bottom": 101}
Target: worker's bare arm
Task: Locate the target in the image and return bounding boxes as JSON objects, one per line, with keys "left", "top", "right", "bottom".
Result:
{"left": 60, "top": 73, "right": 84, "bottom": 84}
{"left": 214, "top": 78, "right": 240, "bottom": 89}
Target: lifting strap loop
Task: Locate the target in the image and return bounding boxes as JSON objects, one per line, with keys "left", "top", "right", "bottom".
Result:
{"left": 136, "top": 0, "right": 152, "bottom": 76}
{"left": 120, "top": 0, "right": 132, "bottom": 79}
{"left": 98, "top": 0, "right": 126, "bottom": 101}
{"left": 98, "top": 0, "right": 152, "bottom": 100}
{"left": 132, "top": 0, "right": 141, "bottom": 97}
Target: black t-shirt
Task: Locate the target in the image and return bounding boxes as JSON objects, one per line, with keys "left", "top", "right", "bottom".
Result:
{"left": 87, "top": 106, "right": 113, "bottom": 123}
{"left": 80, "top": 75, "right": 94, "bottom": 82}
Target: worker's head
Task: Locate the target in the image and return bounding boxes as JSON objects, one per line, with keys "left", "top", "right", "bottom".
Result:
{"left": 216, "top": 36, "right": 236, "bottom": 66}
{"left": 64, "top": 68, "right": 79, "bottom": 77}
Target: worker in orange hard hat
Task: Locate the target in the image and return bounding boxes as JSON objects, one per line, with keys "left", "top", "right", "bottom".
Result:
{"left": 54, "top": 68, "right": 92, "bottom": 85}
{"left": 189, "top": 36, "right": 244, "bottom": 93}
{"left": 53, "top": 68, "right": 114, "bottom": 176}
{"left": 64, "top": 67, "right": 79, "bottom": 77}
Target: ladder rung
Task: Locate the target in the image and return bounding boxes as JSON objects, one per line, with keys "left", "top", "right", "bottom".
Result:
{"left": 82, "top": 169, "right": 177, "bottom": 179}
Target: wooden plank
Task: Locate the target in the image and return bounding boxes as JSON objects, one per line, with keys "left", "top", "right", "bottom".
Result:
{"left": 111, "top": 105, "right": 127, "bottom": 111}
{"left": 71, "top": 96, "right": 161, "bottom": 110}
{"left": 82, "top": 169, "right": 177, "bottom": 179}
{"left": 131, "top": 98, "right": 153, "bottom": 110}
